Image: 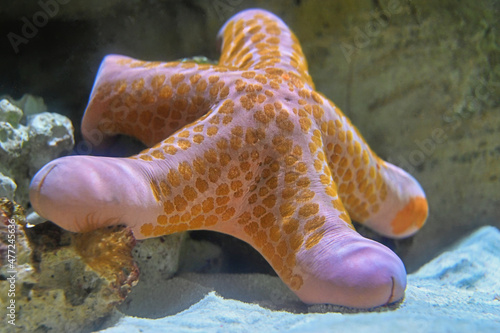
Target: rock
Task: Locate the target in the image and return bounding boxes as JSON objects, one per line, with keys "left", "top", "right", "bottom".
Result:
{"left": 26, "top": 111, "right": 74, "bottom": 175}
{"left": 0, "top": 173, "right": 16, "bottom": 199}
{"left": 117, "top": 233, "right": 186, "bottom": 317}
{"left": 128, "top": 232, "right": 185, "bottom": 281}
{"left": 0, "top": 198, "right": 139, "bottom": 333}
{"left": 0, "top": 99, "right": 23, "bottom": 125}
{"left": 178, "top": 236, "right": 223, "bottom": 274}
{"left": 25, "top": 210, "right": 46, "bottom": 225}
{"left": 0, "top": 110, "right": 28, "bottom": 160}
{"left": 0, "top": 95, "right": 74, "bottom": 206}
{"left": 5, "top": 93, "right": 47, "bottom": 117}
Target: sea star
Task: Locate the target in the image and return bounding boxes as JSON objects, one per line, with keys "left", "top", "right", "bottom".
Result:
{"left": 29, "top": 9, "right": 428, "bottom": 308}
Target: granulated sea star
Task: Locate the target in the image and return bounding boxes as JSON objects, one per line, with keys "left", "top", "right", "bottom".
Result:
{"left": 30, "top": 9, "right": 428, "bottom": 308}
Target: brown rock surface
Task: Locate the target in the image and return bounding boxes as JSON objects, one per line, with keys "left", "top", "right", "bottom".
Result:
{"left": 0, "top": 198, "right": 138, "bottom": 333}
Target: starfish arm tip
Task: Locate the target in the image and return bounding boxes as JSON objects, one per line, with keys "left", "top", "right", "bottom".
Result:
{"left": 295, "top": 236, "right": 406, "bottom": 308}
{"left": 30, "top": 156, "right": 158, "bottom": 233}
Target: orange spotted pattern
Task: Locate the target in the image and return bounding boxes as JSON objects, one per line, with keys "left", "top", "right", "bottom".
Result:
{"left": 82, "top": 10, "right": 428, "bottom": 294}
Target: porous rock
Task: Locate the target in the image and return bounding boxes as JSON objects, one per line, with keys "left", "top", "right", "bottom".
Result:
{"left": 26, "top": 111, "right": 74, "bottom": 175}
{"left": 117, "top": 233, "right": 186, "bottom": 317}
{"left": 0, "top": 173, "right": 16, "bottom": 199}
{"left": 0, "top": 95, "right": 74, "bottom": 206}
{"left": 0, "top": 198, "right": 139, "bottom": 333}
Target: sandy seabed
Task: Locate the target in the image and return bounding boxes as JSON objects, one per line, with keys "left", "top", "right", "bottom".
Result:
{"left": 100, "top": 226, "right": 500, "bottom": 333}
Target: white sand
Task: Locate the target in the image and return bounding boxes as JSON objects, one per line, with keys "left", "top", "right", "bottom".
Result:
{"left": 100, "top": 226, "right": 500, "bottom": 332}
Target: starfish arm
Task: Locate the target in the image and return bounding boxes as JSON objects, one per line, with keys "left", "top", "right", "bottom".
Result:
{"left": 29, "top": 154, "right": 162, "bottom": 233}
{"left": 217, "top": 9, "right": 428, "bottom": 238}
{"left": 82, "top": 54, "right": 234, "bottom": 147}
{"left": 315, "top": 97, "right": 428, "bottom": 238}
{"left": 30, "top": 100, "right": 249, "bottom": 238}
{"left": 217, "top": 9, "right": 314, "bottom": 88}
{"left": 294, "top": 225, "right": 407, "bottom": 307}
{"left": 227, "top": 139, "right": 407, "bottom": 308}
